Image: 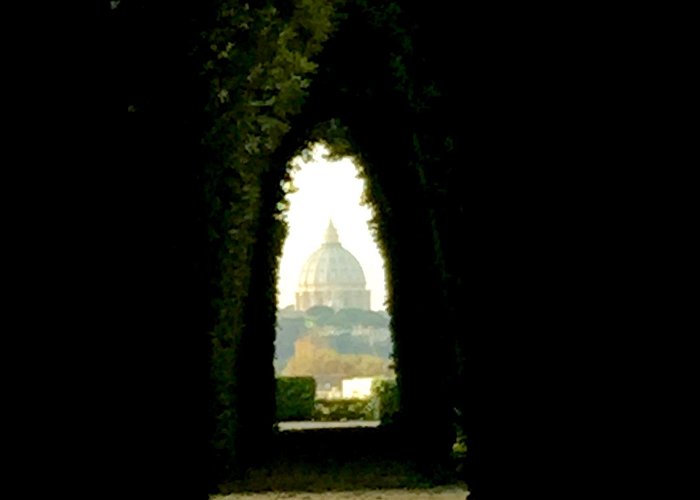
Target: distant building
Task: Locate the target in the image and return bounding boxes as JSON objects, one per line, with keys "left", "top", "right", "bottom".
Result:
{"left": 295, "top": 220, "right": 371, "bottom": 311}
{"left": 314, "top": 373, "right": 346, "bottom": 400}
{"left": 341, "top": 377, "right": 375, "bottom": 399}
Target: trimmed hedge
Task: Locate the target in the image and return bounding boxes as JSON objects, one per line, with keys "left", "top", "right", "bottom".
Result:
{"left": 276, "top": 377, "right": 399, "bottom": 423}
{"left": 276, "top": 376, "right": 316, "bottom": 421}
{"left": 313, "top": 380, "right": 399, "bottom": 423}
{"left": 313, "top": 398, "right": 375, "bottom": 421}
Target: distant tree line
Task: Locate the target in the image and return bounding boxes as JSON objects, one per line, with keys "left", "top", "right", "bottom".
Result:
{"left": 305, "top": 305, "right": 390, "bottom": 328}
{"left": 282, "top": 336, "right": 393, "bottom": 379}
{"left": 275, "top": 306, "right": 392, "bottom": 373}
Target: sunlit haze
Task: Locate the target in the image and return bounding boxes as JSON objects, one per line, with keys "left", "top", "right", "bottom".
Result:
{"left": 277, "top": 143, "right": 387, "bottom": 311}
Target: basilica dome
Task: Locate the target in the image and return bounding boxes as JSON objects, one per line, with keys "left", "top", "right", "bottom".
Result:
{"left": 295, "top": 220, "right": 371, "bottom": 311}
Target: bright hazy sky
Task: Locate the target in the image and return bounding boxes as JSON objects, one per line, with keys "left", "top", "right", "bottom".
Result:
{"left": 276, "top": 143, "right": 387, "bottom": 311}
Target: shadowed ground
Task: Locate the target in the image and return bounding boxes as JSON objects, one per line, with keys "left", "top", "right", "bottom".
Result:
{"left": 214, "top": 426, "right": 467, "bottom": 497}
{"left": 213, "top": 487, "right": 469, "bottom": 499}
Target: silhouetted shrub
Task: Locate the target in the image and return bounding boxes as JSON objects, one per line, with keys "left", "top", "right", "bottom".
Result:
{"left": 371, "top": 379, "right": 399, "bottom": 425}
{"left": 276, "top": 376, "right": 316, "bottom": 421}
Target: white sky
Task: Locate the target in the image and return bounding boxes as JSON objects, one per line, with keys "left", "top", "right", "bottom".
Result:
{"left": 276, "top": 143, "right": 387, "bottom": 311}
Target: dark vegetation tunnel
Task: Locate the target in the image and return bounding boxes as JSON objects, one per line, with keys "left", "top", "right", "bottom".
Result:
{"left": 38, "top": 1, "right": 642, "bottom": 499}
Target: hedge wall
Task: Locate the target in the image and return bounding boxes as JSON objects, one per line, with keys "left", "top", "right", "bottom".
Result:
{"left": 203, "top": 0, "right": 464, "bottom": 482}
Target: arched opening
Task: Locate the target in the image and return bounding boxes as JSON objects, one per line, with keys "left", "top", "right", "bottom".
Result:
{"left": 277, "top": 143, "right": 386, "bottom": 314}
{"left": 197, "top": 1, "right": 469, "bottom": 485}
{"left": 274, "top": 141, "right": 395, "bottom": 429}
{"left": 211, "top": 133, "right": 465, "bottom": 494}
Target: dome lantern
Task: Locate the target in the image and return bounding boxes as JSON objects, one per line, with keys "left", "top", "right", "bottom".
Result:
{"left": 324, "top": 219, "right": 339, "bottom": 244}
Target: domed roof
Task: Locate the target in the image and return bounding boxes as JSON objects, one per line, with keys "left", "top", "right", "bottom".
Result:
{"left": 298, "top": 220, "right": 367, "bottom": 290}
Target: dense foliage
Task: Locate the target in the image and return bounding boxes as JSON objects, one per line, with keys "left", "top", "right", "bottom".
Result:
{"left": 204, "top": 0, "right": 341, "bottom": 475}
{"left": 282, "top": 335, "right": 392, "bottom": 378}
{"left": 275, "top": 307, "right": 391, "bottom": 372}
{"left": 372, "top": 378, "right": 400, "bottom": 426}
{"left": 313, "top": 398, "right": 375, "bottom": 421}
{"left": 275, "top": 376, "right": 317, "bottom": 421}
